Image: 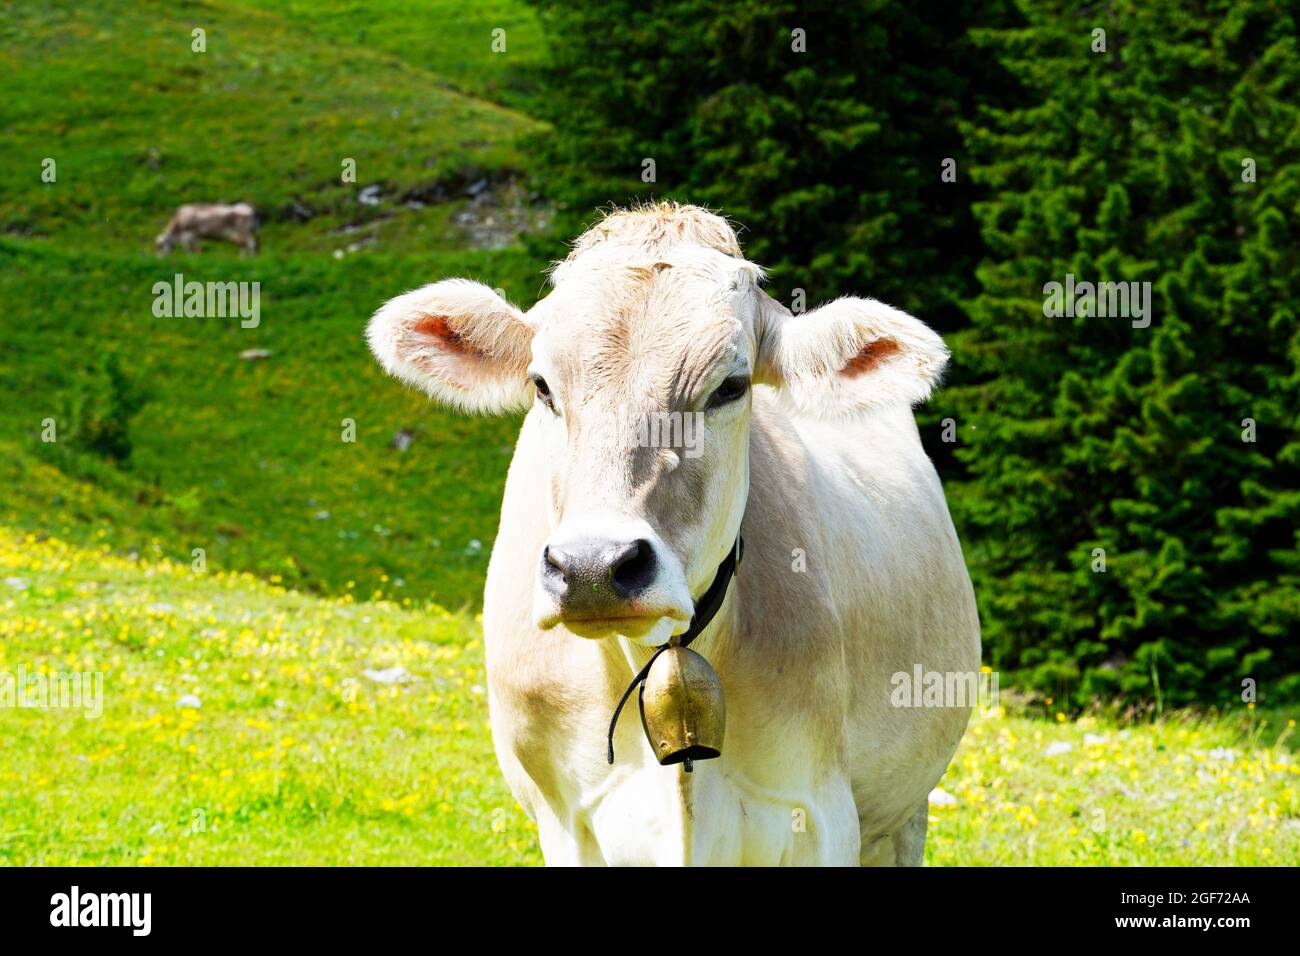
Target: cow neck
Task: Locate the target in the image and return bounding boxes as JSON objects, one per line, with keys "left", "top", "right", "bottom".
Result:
{"left": 605, "top": 534, "right": 744, "bottom": 765}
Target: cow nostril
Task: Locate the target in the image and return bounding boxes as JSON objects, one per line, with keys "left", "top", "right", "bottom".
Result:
{"left": 610, "top": 539, "right": 656, "bottom": 597}
{"left": 543, "top": 545, "right": 568, "bottom": 578}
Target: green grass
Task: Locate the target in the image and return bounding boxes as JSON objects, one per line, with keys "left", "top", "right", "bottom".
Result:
{"left": 0, "top": 527, "right": 540, "bottom": 865}
{"left": 0, "top": 238, "right": 542, "bottom": 611}
{"left": 930, "top": 705, "right": 1299, "bottom": 865}
{"left": 0, "top": 0, "right": 542, "bottom": 255}
{"left": 0, "top": 0, "right": 554, "bottom": 611}
{"left": 2, "top": 527, "right": 1295, "bottom": 865}
{"left": 223, "top": 0, "right": 549, "bottom": 113}
{"left": 0, "top": 0, "right": 556, "bottom": 852}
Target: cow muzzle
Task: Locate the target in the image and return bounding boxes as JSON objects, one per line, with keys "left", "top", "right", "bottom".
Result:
{"left": 534, "top": 521, "right": 692, "bottom": 640}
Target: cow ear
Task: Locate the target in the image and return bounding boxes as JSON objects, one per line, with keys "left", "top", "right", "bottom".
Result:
{"left": 755, "top": 293, "right": 948, "bottom": 415}
{"left": 367, "top": 279, "right": 534, "bottom": 414}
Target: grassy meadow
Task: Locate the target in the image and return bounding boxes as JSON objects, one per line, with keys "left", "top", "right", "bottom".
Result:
{"left": 3, "top": 528, "right": 1296, "bottom": 865}
{"left": 1, "top": 0, "right": 1296, "bottom": 865}
{"left": 1, "top": 0, "right": 551, "bottom": 609}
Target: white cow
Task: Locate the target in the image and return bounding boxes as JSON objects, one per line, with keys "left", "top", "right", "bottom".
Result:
{"left": 367, "top": 203, "right": 981, "bottom": 865}
{"left": 155, "top": 202, "right": 259, "bottom": 255}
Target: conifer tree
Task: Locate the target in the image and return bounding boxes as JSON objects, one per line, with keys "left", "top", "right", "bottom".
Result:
{"left": 947, "top": 0, "right": 1300, "bottom": 704}
{"left": 526, "top": 0, "right": 1006, "bottom": 332}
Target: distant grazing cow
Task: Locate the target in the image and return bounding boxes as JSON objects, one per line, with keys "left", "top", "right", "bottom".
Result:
{"left": 367, "top": 203, "right": 981, "bottom": 866}
{"left": 155, "top": 202, "right": 258, "bottom": 255}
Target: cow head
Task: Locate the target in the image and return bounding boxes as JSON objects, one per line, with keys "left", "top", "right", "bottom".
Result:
{"left": 367, "top": 204, "right": 948, "bottom": 644}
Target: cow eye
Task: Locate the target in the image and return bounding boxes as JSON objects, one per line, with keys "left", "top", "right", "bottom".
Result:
{"left": 531, "top": 374, "right": 555, "bottom": 410}
{"left": 705, "top": 376, "right": 749, "bottom": 410}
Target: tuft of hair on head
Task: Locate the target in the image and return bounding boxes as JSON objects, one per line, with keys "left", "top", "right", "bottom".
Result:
{"left": 552, "top": 201, "right": 746, "bottom": 283}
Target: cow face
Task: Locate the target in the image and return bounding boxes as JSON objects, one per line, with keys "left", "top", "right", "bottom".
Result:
{"left": 367, "top": 206, "right": 948, "bottom": 645}
{"left": 520, "top": 245, "right": 761, "bottom": 643}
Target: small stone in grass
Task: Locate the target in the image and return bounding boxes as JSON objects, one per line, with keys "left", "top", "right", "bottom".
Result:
{"left": 363, "top": 666, "right": 415, "bottom": 685}
{"left": 928, "top": 787, "right": 957, "bottom": 807}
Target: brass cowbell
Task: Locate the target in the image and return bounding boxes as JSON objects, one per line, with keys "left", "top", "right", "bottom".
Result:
{"left": 638, "top": 645, "right": 725, "bottom": 770}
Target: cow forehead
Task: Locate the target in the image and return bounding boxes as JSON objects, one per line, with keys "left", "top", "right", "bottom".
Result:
{"left": 532, "top": 246, "right": 758, "bottom": 394}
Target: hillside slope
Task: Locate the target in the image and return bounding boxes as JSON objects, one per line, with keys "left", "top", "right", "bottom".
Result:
{"left": 1, "top": 0, "right": 555, "bottom": 609}
{"left": 0, "top": 238, "right": 540, "bottom": 608}
{"left": 0, "top": 0, "right": 544, "bottom": 255}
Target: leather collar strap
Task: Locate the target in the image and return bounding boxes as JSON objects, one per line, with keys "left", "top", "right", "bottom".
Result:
{"left": 606, "top": 534, "right": 744, "bottom": 765}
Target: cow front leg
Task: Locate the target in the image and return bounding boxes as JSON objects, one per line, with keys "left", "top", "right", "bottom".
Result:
{"left": 535, "top": 806, "right": 605, "bottom": 866}
{"left": 890, "top": 802, "right": 929, "bottom": 866}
